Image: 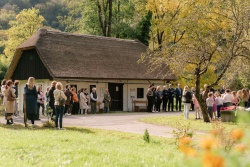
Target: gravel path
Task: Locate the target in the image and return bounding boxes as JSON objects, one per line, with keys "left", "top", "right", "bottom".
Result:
{"left": 1, "top": 112, "right": 184, "bottom": 138}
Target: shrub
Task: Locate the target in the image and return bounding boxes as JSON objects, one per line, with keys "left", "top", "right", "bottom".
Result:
{"left": 143, "top": 129, "right": 150, "bottom": 143}
{"left": 173, "top": 121, "right": 194, "bottom": 145}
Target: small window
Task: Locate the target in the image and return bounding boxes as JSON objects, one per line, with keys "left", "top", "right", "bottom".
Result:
{"left": 137, "top": 88, "right": 144, "bottom": 98}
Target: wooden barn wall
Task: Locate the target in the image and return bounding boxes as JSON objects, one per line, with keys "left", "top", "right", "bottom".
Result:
{"left": 11, "top": 49, "right": 52, "bottom": 80}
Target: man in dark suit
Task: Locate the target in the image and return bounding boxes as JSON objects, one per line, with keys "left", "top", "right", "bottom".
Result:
{"left": 167, "top": 84, "right": 175, "bottom": 112}
{"left": 175, "top": 83, "right": 183, "bottom": 111}
{"left": 162, "top": 86, "right": 168, "bottom": 112}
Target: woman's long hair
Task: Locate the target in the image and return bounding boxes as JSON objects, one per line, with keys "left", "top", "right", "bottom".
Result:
{"left": 27, "top": 77, "right": 35, "bottom": 89}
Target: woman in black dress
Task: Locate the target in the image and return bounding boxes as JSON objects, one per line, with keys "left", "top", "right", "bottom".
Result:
{"left": 24, "top": 77, "right": 38, "bottom": 127}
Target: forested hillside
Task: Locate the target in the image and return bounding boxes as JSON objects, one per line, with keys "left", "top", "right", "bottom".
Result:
{"left": 0, "top": 0, "right": 249, "bottom": 89}
{"left": 0, "top": 0, "right": 151, "bottom": 80}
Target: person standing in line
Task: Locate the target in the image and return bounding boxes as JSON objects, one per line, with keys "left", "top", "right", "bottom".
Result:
{"left": 79, "top": 88, "right": 89, "bottom": 114}
{"left": 190, "top": 87, "right": 195, "bottom": 111}
{"left": 182, "top": 86, "right": 192, "bottom": 120}
{"left": 1, "top": 79, "right": 7, "bottom": 106}
{"left": 103, "top": 89, "right": 111, "bottom": 113}
{"left": 167, "top": 84, "right": 175, "bottom": 112}
{"left": 4, "top": 80, "right": 16, "bottom": 125}
{"left": 175, "top": 83, "right": 183, "bottom": 111}
{"left": 162, "top": 86, "right": 168, "bottom": 112}
{"left": 215, "top": 92, "right": 223, "bottom": 118}
{"left": 24, "top": 77, "right": 38, "bottom": 127}
{"left": 237, "top": 90, "right": 245, "bottom": 107}
{"left": 242, "top": 88, "right": 249, "bottom": 108}
{"left": 47, "top": 81, "right": 56, "bottom": 119}
{"left": 37, "top": 85, "right": 45, "bottom": 119}
{"left": 146, "top": 84, "right": 155, "bottom": 113}
{"left": 84, "top": 88, "right": 90, "bottom": 113}
{"left": 77, "top": 90, "right": 81, "bottom": 114}
{"left": 71, "top": 87, "right": 79, "bottom": 115}
{"left": 64, "top": 84, "right": 72, "bottom": 115}
{"left": 155, "top": 86, "right": 162, "bottom": 112}
{"left": 206, "top": 92, "right": 215, "bottom": 121}
{"left": 90, "top": 88, "right": 98, "bottom": 114}
{"left": 13, "top": 80, "right": 20, "bottom": 117}
{"left": 45, "top": 86, "right": 50, "bottom": 116}
{"left": 192, "top": 94, "right": 201, "bottom": 119}
{"left": 212, "top": 94, "right": 217, "bottom": 119}
{"left": 53, "top": 82, "right": 67, "bottom": 130}
{"left": 222, "top": 89, "right": 233, "bottom": 107}
{"left": 231, "top": 91, "right": 240, "bottom": 106}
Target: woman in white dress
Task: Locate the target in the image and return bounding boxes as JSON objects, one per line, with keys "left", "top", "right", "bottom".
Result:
{"left": 79, "top": 88, "right": 89, "bottom": 114}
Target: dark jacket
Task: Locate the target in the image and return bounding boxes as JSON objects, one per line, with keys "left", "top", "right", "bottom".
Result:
{"left": 155, "top": 91, "right": 162, "bottom": 101}
{"left": 24, "top": 84, "right": 38, "bottom": 114}
{"left": 167, "top": 88, "right": 175, "bottom": 99}
{"left": 48, "top": 86, "right": 55, "bottom": 107}
{"left": 175, "top": 87, "right": 183, "bottom": 98}
{"left": 182, "top": 91, "right": 192, "bottom": 103}
{"left": 64, "top": 89, "right": 72, "bottom": 105}
{"left": 13, "top": 85, "right": 18, "bottom": 98}
{"left": 162, "top": 90, "right": 168, "bottom": 99}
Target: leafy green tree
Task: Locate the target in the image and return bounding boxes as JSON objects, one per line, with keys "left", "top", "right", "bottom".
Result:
{"left": 4, "top": 8, "right": 44, "bottom": 62}
{"left": 136, "top": 11, "right": 152, "bottom": 46}
{"left": 35, "top": 0, "right": 68, "bottom": 30}
{"left": 60, "top": 0, "right": 142, "bottom": 39}
{"left": 0, "top": 60, "right": 8, "bottom": 81}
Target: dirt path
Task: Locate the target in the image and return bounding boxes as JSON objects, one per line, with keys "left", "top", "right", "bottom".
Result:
{"left": 0, "top": 112, "right": 187, "bottom": 138}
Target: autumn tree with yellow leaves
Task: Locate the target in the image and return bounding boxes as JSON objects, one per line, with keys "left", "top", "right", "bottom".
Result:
{"left": 141, "top": 0, "right": 250, "bottom": 122}
{"left": 4, "top": 8, "right": 44, "bottom": 62}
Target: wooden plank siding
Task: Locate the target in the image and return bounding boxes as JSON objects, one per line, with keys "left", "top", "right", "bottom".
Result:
{"left": 11, "top": 49, "right": 52, "bottom": 80}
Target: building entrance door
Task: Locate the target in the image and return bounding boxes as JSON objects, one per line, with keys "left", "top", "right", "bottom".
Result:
{"left": 108, "top": 83, "right": 123, "bottom": 111}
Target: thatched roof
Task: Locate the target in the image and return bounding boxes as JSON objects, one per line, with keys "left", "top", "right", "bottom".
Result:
{"left": 5, "top": 29, "right": 176, "bottom": 80}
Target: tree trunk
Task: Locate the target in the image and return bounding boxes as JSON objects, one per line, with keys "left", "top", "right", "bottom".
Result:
{"left": 157, "top": 30, "right": 164, "bottom": 49}
{"left": 195, "top": 72, "right": 210, "bottom": 123}
{"left": 107, "top": 0, "right": 112, "bottom": 37}
{"left": 97, "top": 0, "right": 106, "bottom": 36}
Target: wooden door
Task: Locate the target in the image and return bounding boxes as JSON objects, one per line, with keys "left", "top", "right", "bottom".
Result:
{"left": 108, "top": 83, "right": 123, "bottom": 111}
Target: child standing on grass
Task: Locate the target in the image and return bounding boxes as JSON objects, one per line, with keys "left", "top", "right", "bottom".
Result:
{"left": 206, "top": 92, "right": 214, "bottom": 121}
{"left": 192, "top": 94, "right": 202, "bottom": 119}
{"left": 215, "top": 92, "right": 223, "bottom": 118}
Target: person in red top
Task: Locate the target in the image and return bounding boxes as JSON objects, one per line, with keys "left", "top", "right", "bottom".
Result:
{"left": 71, "top": 87, "right": 79, "bottom": 115}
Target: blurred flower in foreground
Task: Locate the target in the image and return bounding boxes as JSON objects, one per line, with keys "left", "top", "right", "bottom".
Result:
{"left": 235, "top": 144, "right": 247, "bottom": 153}
{"left": 200, "top": 137, "right": 216, "bottom": 151}
{"left": 230, "top": 129, "right": 244, "bottom": 141}
{"left": 179, "top": 136, "right": 192, "bottom": 146}
{"left": 210, "top": 129, "right": 219, "bottom": 137}
{"left": 202, "top": 152, "right": 224, "bottom": 167}
{"left": 179, "top": 145, "right": 197, "bottom": 157}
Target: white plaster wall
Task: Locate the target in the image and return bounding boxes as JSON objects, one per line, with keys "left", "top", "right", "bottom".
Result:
{"left": 17, "top": 79, "right": 166, "bottom": 113}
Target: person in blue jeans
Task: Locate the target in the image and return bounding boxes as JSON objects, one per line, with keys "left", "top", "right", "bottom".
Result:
{"left": 53, "top": 82, "right": 67, "bottom": 130}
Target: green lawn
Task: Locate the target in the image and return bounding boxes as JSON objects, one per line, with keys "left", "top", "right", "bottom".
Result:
{"left": 0, "top": 124, "right": 188, "bottom": 167}
{"left": 139, "top": 114, "right": 250, "bottom": 132}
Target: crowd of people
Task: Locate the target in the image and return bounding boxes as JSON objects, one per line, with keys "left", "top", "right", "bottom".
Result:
{"left": 0, "top": 77, "right": 111, "bottom": 129}
{"left": 146, "top": 83, "right": 250, "bottom": 121}
{"left": 1, "top": 77, "right": 249, "bottom": 127}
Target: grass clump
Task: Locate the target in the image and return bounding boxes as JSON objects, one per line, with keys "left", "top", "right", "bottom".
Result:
{"left": 143, "top": 129, "right": 150, "bottom": 143}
